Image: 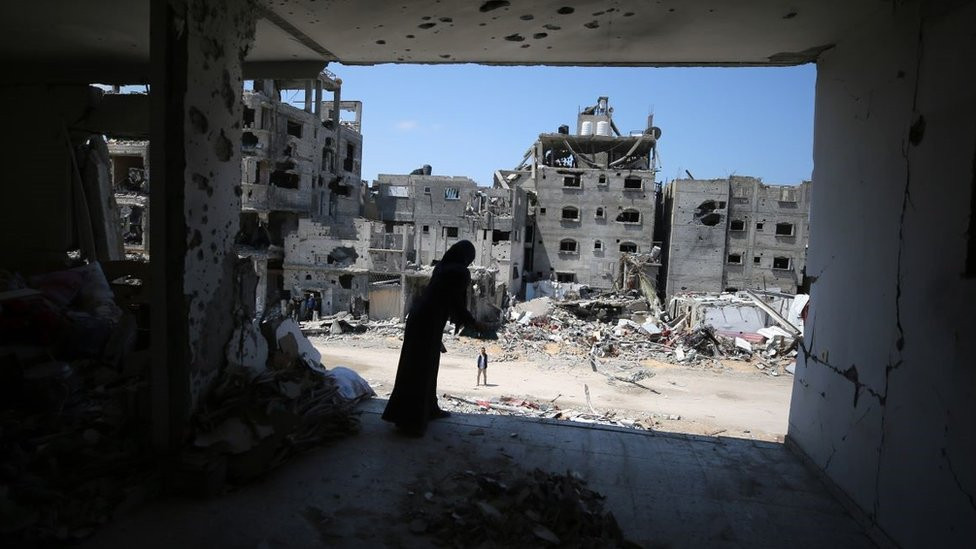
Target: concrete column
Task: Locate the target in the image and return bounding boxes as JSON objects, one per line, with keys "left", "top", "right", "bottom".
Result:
{"left": 150, "top": 0, "right": 257, "bottom": 449}
{"left": 787, "top": 2, "right": 976, "bottom": 547}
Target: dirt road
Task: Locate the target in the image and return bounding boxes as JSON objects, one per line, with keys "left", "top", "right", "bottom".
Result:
{"left": 313, "top": 334, "right": 794, "bottom": 441}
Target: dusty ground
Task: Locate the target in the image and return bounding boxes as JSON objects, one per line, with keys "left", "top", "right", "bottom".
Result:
{"left": 312, "top": 332, "right": 793, "bottom": 442}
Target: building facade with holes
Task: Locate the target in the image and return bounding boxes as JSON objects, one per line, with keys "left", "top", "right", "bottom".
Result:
{"left": 502, "top": 97, "right": 662, "bottom": 290}
{"left": 661, "top": 176, "right": 812, "bottom": 297}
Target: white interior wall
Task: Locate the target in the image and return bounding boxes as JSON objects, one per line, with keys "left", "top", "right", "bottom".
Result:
{"left": 788, "top": 2, "right": 976, "bottom": 546}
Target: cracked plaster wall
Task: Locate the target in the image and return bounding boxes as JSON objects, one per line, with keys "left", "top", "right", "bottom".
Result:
{"left": 788, "top": 2, "right": 975, "bottom": 546}
{"left": 181, "top": 0, "right": 256, "bottom": 407}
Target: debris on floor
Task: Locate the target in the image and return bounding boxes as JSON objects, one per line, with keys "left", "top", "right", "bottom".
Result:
{"left": 0, "top": 261, "right": 155, "bottom": 543}
{"left": 187, "top": 313, "right": 373, "bottom": 485}
{"left": 404, "top": 468, "right": 640, "bottom": 548}
{"left": 442, "top": 393, "right": 655, "bottom": 431}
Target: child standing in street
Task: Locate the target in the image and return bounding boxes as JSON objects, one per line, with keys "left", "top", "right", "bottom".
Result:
{"left": 476, "top": 347, "right": 488, "bottom": 386}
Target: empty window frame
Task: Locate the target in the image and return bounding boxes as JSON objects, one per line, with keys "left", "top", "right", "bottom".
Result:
{"left": 616, "top": 209, "right": 641, "bottom": 223}
{"left": 444, "top": 187, "right": 460, "bottom": 200}
{"left": 556, "top": 272, "right": 577, "bottom": 283}
{"left": 595, "top": 207, "right": 605, "bottom": 219}
{"left": 730, "top": 219, "right": 746, "bottom": 231}
{"left": 775, "top": 222, "right": 795, "bottom": 236}
{"left": 619, "top": 242, "right": 638, "bottom": 253}
{"left": 563, "top": 175, "right": 581, "bottom": 188}
{"left": 561, "top": 206, "right": 580, "bottom": 221}
{"left": 422, "top": 225, "right": 430, "bottom": 234}
{"left": 492, "top": 230, "right": 511, "bottom": 243}
{"left": 756, "top": 222, "right": 765, "bottom": 231}
{"left": 423, "top": 186, "right": 431, "bottom": 195}
{"left": 623, "top": 176, "right": 642, "bottom": 190}
{"left": 444, "top": 226, "right": 459, "bottom": 238}
{"left": 539, "top": 207, "right": 546, "bottom": 215}
{"left": 727, "top": 253, "right": 743, "bottom": 264}
{"left": 598, "top": 174, "right": 608, "bottom": 185}
{"left": 286, "top": 119, "right": 302, "bottom": 137}
{"left": 753, "top": 256, "right": 761, "bottom": 264}
{"left": 772, "top": 257, "right": 792, "bottom": 270}
{"left": 594, "top": 240, "right": 603, "bottom": 251}
{"left": 559, "top": 239, "right": 578, "bottom": 253}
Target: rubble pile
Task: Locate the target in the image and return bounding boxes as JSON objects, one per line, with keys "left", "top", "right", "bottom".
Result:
{"left": 500, "top": 291, "right": 799, "bottom": 374}
{"left": 405, "top": 468, "right": 640, "bottom": 548}
{"left": 188, "top": 315, "right": 373, "bottom": 485}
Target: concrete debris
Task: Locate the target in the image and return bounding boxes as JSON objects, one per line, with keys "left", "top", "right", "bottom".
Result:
{"left": 404, "top": 468, "right": 639, "bottom": 548}
{"left": 189, "top": 319, "right": 370, "bottom": 485}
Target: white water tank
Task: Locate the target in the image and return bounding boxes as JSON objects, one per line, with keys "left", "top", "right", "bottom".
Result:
{"left": 580, "top": 120, "right": 593, "bottom": 136}
{"left": 596, "top": 120, "right": 610, "bottom": 136}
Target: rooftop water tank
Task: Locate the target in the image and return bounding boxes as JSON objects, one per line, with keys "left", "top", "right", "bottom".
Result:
{"left": 580, "top": 120, "right": 593, "bottom": 136}
{"left": 596, "top": 120, "right": 610, "bottom": 136}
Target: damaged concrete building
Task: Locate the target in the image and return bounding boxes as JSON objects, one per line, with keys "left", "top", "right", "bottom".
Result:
{"left": 239, "top": 72, "right": 364, "bottom": 316}
{"left": 500, "top": 97, "right": 662, "bottom": 293}
{"left": 661, "top": 176, "right": 812, "bottom": 296}
{"left": 108, "top": 139, "right": 150, "bottom": 255}
{"left": 369, "top": 172, "right": 527, "bottom": 307}
{"left": 1, "top": 1, "right": 973, "bottom": 548}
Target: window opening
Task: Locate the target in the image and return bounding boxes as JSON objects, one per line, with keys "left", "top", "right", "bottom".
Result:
{"left": 595, "top": 207, "right": 604, "bottom": 218}
{"left": 559, "top": 239, "right": 578, "bottom": 253}
{"left": 623, "top": 176, "right": 642, "bottom": 189}
{"left": 563, "top": 175, "right": 581, "bottom": 188}
{"left": 492, "top": 230, "right": 511, "bottom": 243}
{"left": 728, "top": 253, "right": 743, "bottom": 264}
{"left": 616, "top": 209, "right": 641, "bottom": 223}
{"left": 556, "top": 272, "right": 577, "bottom": 283}
{"left": 444, "top": 187, "right": 460, "bottom": 200}
{"left": 561, "top": 206, "right": 579, "bottom": 221}
{"left": 594, "top": 240, "right": 603, "bottom": 250}
{"left": 730, "top": 219, "right": 745, "bottom": 231}
{"left": 444, "top": 226, "right": 459, "bottom": 238}
{"left": 773, "top": 257, "right": 792, "bottom": 270}
{"left": 753, "top": 256, "right": 762, "bottom": 264}
{"left": 775, "top": 222, "right": 795, "bottom": 236}
{"left": 619, "top": 242, "right": 638, "bottom": 253}
{"left": 286, "top": 119, "right": 302, "bottom": 138}
{"left": 422, "top": 225, "right": 429, "bottom": 234}
{"left": 756, "top": 222, "right": 765, "bottom": 231}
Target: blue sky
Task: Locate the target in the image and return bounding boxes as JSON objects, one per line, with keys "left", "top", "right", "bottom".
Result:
{"left": 321, "top": 63, "right": 815, "bottom": 187}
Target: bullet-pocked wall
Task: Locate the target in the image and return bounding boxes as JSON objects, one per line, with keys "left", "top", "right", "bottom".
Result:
{"left": 181, "top": 0, "right": 257, "bottom": 406}
{"left": 788, "top": 2, "right": 976, "bottom": 546}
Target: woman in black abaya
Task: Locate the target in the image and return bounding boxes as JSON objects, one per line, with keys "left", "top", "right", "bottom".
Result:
{"left": 382, "top": 240, "right": 485, "bottom": 436}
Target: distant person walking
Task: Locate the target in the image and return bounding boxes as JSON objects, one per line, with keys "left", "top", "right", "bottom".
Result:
{"left": 476, "top": 347, "right": 489, "bottom": 386}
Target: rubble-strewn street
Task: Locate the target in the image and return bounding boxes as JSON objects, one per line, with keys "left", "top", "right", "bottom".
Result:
{"left": 307, "top": 291, "right": 798, "bottom": 442}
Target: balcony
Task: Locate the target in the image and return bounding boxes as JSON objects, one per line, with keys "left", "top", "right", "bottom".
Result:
{"left": 241, "top": 184, "right": 311, "bottom": 213}
{"left": 369, "top": 233, "right": 404, "bottom": 251}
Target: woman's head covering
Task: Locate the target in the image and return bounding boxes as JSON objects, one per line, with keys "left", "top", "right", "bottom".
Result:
{"left": 439, "top": 240, "right": 476, "bottom": 267}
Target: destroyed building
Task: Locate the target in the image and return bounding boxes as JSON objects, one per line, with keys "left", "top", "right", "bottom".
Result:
{"left": 499, "top": 97, "right": 662, "bottom": 292}
{"left": 108, "top": 140, "right": 150, "bottom": 255}
{"left": 661, "top": 176, "right": 812, "bottom": 296}
{"left": 240, "top": 73, "right": 365, "bottom": 316}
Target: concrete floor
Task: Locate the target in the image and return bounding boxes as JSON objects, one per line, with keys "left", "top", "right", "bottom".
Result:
{"left": 88, "top": 399, "right": 875, "bottom": 548}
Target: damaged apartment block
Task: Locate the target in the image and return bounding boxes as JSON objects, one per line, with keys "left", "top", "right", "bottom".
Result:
{"left": 498, "top": 97, "right": 663, "bottom": 298}
{"left": 661, "top": 176, "right": 812, "bottom": 297}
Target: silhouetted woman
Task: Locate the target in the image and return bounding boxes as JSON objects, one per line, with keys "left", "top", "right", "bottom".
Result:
{"left": 382, "top": 240, "right": 485, "bottom": 436}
